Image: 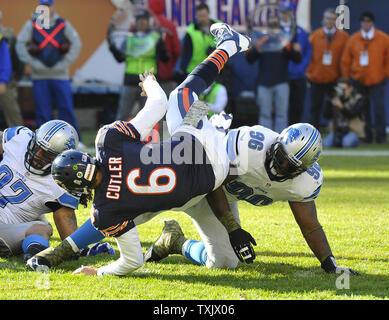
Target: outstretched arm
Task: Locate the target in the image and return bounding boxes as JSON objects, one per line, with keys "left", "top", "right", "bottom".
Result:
{"left": 53, "top": 207, "right": 78, "bottom": 240}
{"left": 73, "top": 227, "right": 143, "bottom": 276}
{"left": 129, "top": 68, "right": 168, "bottom": 140}
{"left": 206, "top": 187, "right": 257, "bottom": 264}
{"left": 289, "top": 200, "right": 359, "bottom": 275}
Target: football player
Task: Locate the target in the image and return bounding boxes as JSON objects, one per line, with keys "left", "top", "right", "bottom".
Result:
{"left": 0, "top": 120, "right": 81, "bottom": 261}
{"left": 145, "top": 121, "right": 359, "bottom": 275}
{"left": 0, "top": 120, "right": 113, "bottom": 262}
{"left": 27, "top": 23, "right": 256, "bottom": 276}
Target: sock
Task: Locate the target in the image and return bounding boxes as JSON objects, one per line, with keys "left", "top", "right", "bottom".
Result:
{"left": 179, "top": 49, "right": 230, "bottom": 96}
{"left": 182, "top": 239, "right": 208, "bottom": 266}
{"left": 67, "top": 218, "right": 105, "bottom": 253}
{"left": 22, "top": 234, "right": 49, "bottom": 253}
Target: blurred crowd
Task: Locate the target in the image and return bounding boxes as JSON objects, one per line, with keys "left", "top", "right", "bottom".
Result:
{"left": 1, "top": 0, "right": 389, "bottom": 147}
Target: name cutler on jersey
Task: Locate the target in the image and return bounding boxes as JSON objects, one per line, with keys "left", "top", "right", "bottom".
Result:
{"left": 106, "top": 157, "right": 123, "bottom": 200}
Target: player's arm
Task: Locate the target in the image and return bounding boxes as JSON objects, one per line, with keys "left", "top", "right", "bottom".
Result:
{"left": 73, "top": 227, "right": 143, "bottom": 276}
{"left": 289, "top": 200, "right": 359, "bottom": 275}
{"left": 206, "top": 186, "right": 257, "bottom": 264}
{"left": 53, "top": 207, "right": 78, "bottom": 240}
{"left": 128, "top": 68, "right": 168, "bottom": 140}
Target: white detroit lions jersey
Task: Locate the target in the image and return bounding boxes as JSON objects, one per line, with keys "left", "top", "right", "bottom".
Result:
{"left": 223, "top": 125, "right": 323, "bottom": 206}
{"left": 0, "top": 126, "right": 79, "bottom": 224}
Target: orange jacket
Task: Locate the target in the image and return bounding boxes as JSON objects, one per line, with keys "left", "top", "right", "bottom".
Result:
{"left": 341, "top": 29, "right": 389, "bottom": 86}
{"left": 306, "top": 28, "right": 349, "bottom": 84}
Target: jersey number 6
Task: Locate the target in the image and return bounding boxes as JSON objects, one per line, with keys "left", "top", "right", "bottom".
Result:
{"left": 126, "top": 167, "right": 177, "bottom": 195}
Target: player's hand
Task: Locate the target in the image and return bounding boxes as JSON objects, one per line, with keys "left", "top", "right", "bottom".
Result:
{"left": 228, "top": 228, "right": 257, "bottom": 264}
{"left": 321, "top": 255, "right": 360, "bottom": 275}
{"left": 139, "top": 68, "right": 156, "bottom": 97}
{"left": 72, "top": 265, "right": 98, "bottom": 276}
{"left": 80, "top": 242, "right": 115, "bottom": 257}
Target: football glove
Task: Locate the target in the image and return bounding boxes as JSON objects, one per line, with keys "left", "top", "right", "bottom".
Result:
{"left": 228, "top": 228, "right": 257, "bottom": 264}
{"left": 321, "top": 255, "right": 360, "bottom": 275}
{"left": 80, "top": 242, "right": 115, "bottom": 257}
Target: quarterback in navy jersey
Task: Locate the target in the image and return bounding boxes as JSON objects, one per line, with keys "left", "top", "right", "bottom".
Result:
{"left": 27, "top": 23, "right": 256, "bottom": 276}
{"left": 89, "top": 121, "right": 216, "bottom": 234}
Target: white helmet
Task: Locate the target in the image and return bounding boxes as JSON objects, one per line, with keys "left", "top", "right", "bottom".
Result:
{"left": 25, "top": 120, "right": 79, "bottom": 176}
{"left": 265, "top": 123, "right": 322, "bottom": 182}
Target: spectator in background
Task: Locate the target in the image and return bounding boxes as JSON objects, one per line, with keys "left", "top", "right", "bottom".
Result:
{"left": 323, "top": 78, "right": 367, "bottom": 148}
{"left": 108, "top": 9, "right": 169, "bottom": 121}
{"left": 341, "top": 11, "right": 389, "bottom": 144}
{"left": 0, "top": 27, "right": 11, "bottom": 96}
{"left": 15, "top": 0, "right": 84, "bottom": 147}
{"left": 246, "top": 13, "right": 302, "bottom": 133}
{"left": 280, "top": 4, "right": 312, "bottom": 125}
{"left": 306, "top": 8, "right": 349, "bottom": 132}
{"left": 148, "top": 0, "right": 181, "bottom": 96}
{"left": 177, "top": 2, "right": 217, "bottom": 80}
{"left": 199, "top": 82, "right": 228, "bottom": 116}
{"left": 0, "top": 11, "right": 24, "bottom": 128}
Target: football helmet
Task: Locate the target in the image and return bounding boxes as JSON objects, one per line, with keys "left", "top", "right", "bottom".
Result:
{"left": 51, "top": 150, "right": 97, "bottom": 196}
{"left": 25, "top": 120, "right": 79, "bottom": 176}
{"left": 265, "top": 123, "right": 322, "bottom": 182}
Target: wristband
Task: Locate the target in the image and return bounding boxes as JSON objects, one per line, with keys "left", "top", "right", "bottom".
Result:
{"left": 217, "top": 211, "right": 240, "bottom": 233}
{"left": 321, "top": 255, "right": 338, "bottom": 273}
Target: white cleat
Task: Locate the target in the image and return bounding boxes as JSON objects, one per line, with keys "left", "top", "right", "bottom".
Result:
{"left": 210, "top": 23, "right": 251, "bottom": 53}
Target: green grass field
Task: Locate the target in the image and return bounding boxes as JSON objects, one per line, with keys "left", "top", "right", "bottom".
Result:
{"left": 0, "top": 142, "right": 388, "bottom": 300}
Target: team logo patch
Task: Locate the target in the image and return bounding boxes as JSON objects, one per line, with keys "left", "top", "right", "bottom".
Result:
{"left": 65, "top": 137, "right": 76, "bottom": 150}
{"left": 285, "top": 128, "right": 301, "bottom": 144}
{"left": 84, "top": 164, "right": 96, "bottom": 182}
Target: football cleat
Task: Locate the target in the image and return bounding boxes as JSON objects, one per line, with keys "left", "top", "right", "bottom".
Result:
{"left": 23, "top": 243, "right": 49, "bottom": 263}
{"left": 26, "top": 255, "right": 51, "bottom": 273}
{"left": 210, "top": 22, "right": 251, "bottom": 53}
{"left": 28, "top": 240, "right": 76, "bottom": 270}
{"left": 181, "top": 100, "right": 210, "bottom": 128}
{"left": 144, "top": 220, "right": 187, "bottom": 263}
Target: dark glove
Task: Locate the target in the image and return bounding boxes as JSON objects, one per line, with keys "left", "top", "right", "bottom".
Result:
{"left": 321, "top": 255, "right": 360, "bottom": 275}
{"left": 228, "top": 228, "right": 257, "bottom": 264}
{"left": 80, "top": 242, "right": 115, "bottom": 257}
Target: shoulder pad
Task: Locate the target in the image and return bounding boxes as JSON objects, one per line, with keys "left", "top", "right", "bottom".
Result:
{"left": 58, "top": 192, "right": 80, "bottom": 210}
{"left": 3, "top": 126, "right": 32, "bottom": 144}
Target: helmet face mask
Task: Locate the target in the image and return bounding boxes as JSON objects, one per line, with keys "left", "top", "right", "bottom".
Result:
{"left": 265, "top": 124, "right": 322, "bottom": 182}
{"left": 266, "top": 142, "right": 306, "bottom": 182}
{"left": 25, "top": 138, "right": 58, "bottom": 175}
{"left": 24, "top": 120, "right": 79, "bottom": 176}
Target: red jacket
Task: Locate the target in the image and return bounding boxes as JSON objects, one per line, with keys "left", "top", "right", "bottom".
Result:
{"left": 148, "top": 0, "right": 181, "bottom": 80}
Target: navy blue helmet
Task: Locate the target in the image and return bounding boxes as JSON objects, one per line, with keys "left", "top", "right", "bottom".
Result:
{"left": 51, "top": 150, "right": 97, "bottom": 196}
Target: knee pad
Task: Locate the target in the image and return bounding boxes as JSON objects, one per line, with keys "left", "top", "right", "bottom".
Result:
{"left": 205, "top": 253, "right": 239, "bottom": 270}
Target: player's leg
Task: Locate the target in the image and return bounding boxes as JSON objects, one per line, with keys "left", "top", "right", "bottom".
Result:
{"left": 26, "top": 218, "right": 106, "bottom": 269}
{"left": 22, "top": 223, "right": 53, "bottom": 262}
{"left": 166, "top": 23, "right": 251, "bottom": 135}
{"left": 0, "top": 221, "right": 50, "bottom": 259}
{"left": 145, "top": 198, "right": 241, "bottom": 269}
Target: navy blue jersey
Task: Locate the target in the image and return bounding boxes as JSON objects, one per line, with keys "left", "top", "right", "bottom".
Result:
{"left": 91, "top": 121, "right": 215, "bottom": 236}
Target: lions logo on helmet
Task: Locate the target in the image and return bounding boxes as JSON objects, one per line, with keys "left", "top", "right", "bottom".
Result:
{"left": 25, "top": 120, "right": 79, "bottom": 176}
{"left": 265, "top": 123, "right": 322, "bottom": 182}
